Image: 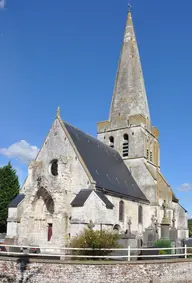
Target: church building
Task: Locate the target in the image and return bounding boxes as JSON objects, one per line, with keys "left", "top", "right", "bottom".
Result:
{"left": 6, "top": 9, "right": 188, "bottom": 247}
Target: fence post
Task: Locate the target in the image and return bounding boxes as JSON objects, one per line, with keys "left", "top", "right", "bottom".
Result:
{"left": 127, "top": 245, "right": 131, "bottom": 262}
{"left": 185, "top": 244, "right": 187, "bottom": 259}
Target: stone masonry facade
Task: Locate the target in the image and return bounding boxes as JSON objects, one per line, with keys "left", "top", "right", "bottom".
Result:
{"left": 1, "top": 258, "right": 192, "bottom": 283}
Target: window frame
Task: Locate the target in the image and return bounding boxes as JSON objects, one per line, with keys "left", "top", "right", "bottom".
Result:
{"left": 50, "top": 159, "right": 58, "bottom": 176}
{"left": 48, "top": 223, "right": 53, "bottom": 242}
{"left": 109, "top": 136, "right": 114, "bottom": 148}
{"left": 122, "top": 134, "right": 129, "bottom": 157}
{"left": 119, "top": 200, "right": 124, "bottom": 222}
{"left": 138, "top": 205, "right": 143, "bottom": 225}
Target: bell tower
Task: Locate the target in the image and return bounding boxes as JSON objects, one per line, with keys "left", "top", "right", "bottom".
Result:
{"left": 97, "top": 8, "right": 160, "bottom": 203}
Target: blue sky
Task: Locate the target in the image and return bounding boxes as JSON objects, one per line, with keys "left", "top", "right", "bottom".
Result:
{"left": 0, "top": 0, "right": 192, "bottom": 215}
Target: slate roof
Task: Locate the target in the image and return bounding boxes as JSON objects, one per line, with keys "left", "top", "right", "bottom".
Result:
{"left": 71, "top": 189, "right": 114, "bottom": 209}
{"left": 94, "top": 191, "right": 114, "bottom": 209}
{"left": 8, "top": 194, "right": 25, "bottom": 208}
{"left": 172, "top": 193, "right": 179, "bottom": 203}
{"left": 64, "top": 122, "right": 149, "bottom": 203}
{"left": 179, "top": 203, "right": 187, "bottom": 213}
{"left": 71, "top": 189, "right": 92, "bottom": 207}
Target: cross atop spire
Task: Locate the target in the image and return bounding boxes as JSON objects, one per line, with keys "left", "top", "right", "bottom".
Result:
{"left": 128, "top": 3, "right": 132, "bottom": 12}
{"left": 56, "top": 106, "right": 60, "bottom": 118}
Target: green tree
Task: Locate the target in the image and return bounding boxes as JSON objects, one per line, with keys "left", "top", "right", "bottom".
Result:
{"left": 0, "top": 162, "right": 20, "bottom": 233}
{"left": 188, "top": 219, "right": 192, "bottom": 237}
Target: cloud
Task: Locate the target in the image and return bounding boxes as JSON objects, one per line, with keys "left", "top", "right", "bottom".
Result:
{"left": 178, "top": 183, "right": 192, "bottom": 192}
{"left": 0, "top": 140, "right": 39, "bottom": 164}
{"left": 0, "top": 0, "right": 5, "bottom": 9}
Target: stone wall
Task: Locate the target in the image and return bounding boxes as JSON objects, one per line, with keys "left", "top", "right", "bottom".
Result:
{"left": 72, "top": 192, "right": 151, "bottom": 237}
{"left": 15, "top": 118, "right": 91, "bottom": 246}
{"left": 1, "top": 257, "right": 192, "bottom": 283}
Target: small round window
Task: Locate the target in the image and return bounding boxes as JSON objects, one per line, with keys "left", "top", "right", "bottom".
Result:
{"left": 50, "top": 160, "right": 58, "bottom": 176}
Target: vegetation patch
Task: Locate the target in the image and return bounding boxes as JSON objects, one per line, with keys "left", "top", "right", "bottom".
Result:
{"left": 154, "top": 239, "right": 172, "bottom": 255}
{"left": 0, "top": 163, "right": 19, "bottom": 233}
{"left": 188, "top": 219, "right": 192, "bottom": 237}
{"left": 70, "top": 228, "right": 121, "bottom": 259}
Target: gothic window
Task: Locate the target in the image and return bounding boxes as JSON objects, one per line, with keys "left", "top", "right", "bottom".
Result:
{"left": 138, "top": 205, "right": 143, "bottom": 224}
{"left": 50, "top": 159, "right": 58, "bottom": 176}
{"left": 119, "top": 200, "right": 124, "bottom": 221}
{"left": 48, "top": 223, "right": 52, "bottom": 241}
{"left": 35, "top": 187, "right": 55, "bottom": 215}
{"left": 122, "top": 134, "right": 129, "bottom": 157}
{"left": 109, "top": 136, "right": 114, "bottom": 148}
{"left": 150, "top": 151, "right": 153, "bottom": 162}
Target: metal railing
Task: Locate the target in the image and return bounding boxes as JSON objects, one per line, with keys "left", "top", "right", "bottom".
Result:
{"left": 0, "top": 244, "right": 192, "bottom": 261}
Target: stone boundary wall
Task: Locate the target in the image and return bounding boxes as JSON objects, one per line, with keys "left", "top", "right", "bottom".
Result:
{"left": 1, "top": 257, "right": 192, "bottom": 283}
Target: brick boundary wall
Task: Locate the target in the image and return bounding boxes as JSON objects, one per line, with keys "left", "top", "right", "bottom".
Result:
{"left": 1, "top": 257, "right": 192, "bottom": 283}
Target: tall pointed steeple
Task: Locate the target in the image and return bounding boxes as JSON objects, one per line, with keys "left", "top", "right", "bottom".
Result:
{"left": 109, "top": 9, "right": 150, "bottom": 128}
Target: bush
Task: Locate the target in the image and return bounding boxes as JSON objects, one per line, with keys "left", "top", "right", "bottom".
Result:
{"left": 154, "top": 239, "right": 172, "bottom": 255}
{"left": 159, "top": 250, "right": 166, "bottom": 255}
{"left": 187, "top": 248, "right": 192, "bottom": 258}
{"left": 70, "top": 228, "right": 121, "bottom": 258}
{"left": 188, "top": 219, "right": 192, "bottom": 237}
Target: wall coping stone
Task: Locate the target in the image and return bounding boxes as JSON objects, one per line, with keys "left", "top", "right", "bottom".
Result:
{"left": 1, "top": 256, "right": 192, "bottom": 265}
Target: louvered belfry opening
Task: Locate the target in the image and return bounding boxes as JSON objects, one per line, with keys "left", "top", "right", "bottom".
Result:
{"left": 109, "top": 136, "right": 114, "bottom": 148}
{"left": 123, "top": 134, "right": 129, "bottom": 157}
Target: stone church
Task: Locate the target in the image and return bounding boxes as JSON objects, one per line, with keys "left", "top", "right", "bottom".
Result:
{"left": 6, "top": 10, "right": 188, "bottom": 247}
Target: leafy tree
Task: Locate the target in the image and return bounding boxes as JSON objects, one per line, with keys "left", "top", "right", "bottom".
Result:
{"left": 188, "top": 219, "right": 192, "bottom": 237}
{"left": 0, "top": 162, "right": 20, "bottom": 232}
{"left": 70, "top": 228, "right": 121, "bottom": 258}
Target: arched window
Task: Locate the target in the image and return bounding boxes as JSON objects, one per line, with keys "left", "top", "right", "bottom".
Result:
{"left": 119, "top": 200, "right": 124, "bottom": 221}
{"left": 122, "top": 134, "right": 129, "bottom": 157}
{"left": 138, "top": 205, "right": 143, "bottom": 224}
{"left": 35, "top": 187, "right": 55, "bottom": 214}
{"left": 109, "top": 136, "right": 114, "bottom": 148}
{"left": 50, "top": 160, "right": 58, "bottom": 176}
{"left": 48, "top": 223, "right": 53, "bottom": 242}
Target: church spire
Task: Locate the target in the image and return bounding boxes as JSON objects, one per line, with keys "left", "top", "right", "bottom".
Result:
{"left": 109, "top": 9, "right": 150, "bottom": 128}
